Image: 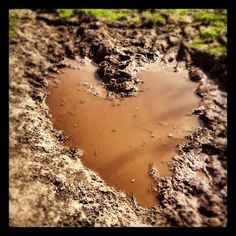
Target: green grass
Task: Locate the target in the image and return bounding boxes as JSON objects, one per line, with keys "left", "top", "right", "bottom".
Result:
{"left": 193, "top": 10, "right": 226, "bottom": 26}
{"left": 200, "top": 27, "right": 219, "bottom": 39}
{"left": 56, "top": 9, "right": 167, "bottom": 25}
{"left": 158, "top": 9, "right": 188, "bottom": 15}
{"left": 188, "top": 38, "right": 208, "bottom": 50}
{"left": 9, "top": 10, "right": 34, "bottom": 38}
{"left": 56, "top": 9, "right": 132, "bottom": 21}
{"left": 188, "top": 37, "right": 227, "bottom": 57}
{"left": 209, "top": 45, "right": 227, "bottom": 56}
{"left": 200, "top": 27, "right": 225, "bottom": 42}
{"left": 57, "top": 9, "right": 75, "bottom": 19}
{"left": 56, "top": 9, "right": 167, "bottom": 24}
{"left": 141, "top": 11, "right": 166, "bottom": 25}
{"left": 80, "top": 9, "right": 131, "bottom": 21}
{"left": 9, "top": 14, "right": 17, "bottom": 38}
{"left": 186, "top": 10, "right": 227, "bottom": 56}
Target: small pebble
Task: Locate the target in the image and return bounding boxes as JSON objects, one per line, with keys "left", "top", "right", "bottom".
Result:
{"left": 153, "top": 187, "right": 158, "bottom": 192}
{"left": 131, "top": 179, "right": 135, "bottom": 183}
{"left": 47, "top": 74, "right": 56, "bottom": 78}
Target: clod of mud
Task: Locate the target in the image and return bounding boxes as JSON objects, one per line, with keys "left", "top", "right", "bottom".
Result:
{"left": 189, "top": 67, "right": 205, "bottom": 82}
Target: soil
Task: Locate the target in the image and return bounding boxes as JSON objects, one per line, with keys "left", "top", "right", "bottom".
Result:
{"left": 9, "top": 10, "right": 227, "bottom": 227}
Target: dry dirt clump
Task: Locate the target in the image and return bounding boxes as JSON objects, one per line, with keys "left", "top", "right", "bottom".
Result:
{"left": 9, "top": 10, "right": 227, "bottom": 227}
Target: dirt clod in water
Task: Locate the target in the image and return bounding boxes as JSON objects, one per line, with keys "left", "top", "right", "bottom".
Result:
{"left": 46, "top": 60, "right": 201, "bottom": 207}
{"left": 9, "top": 10, "right": 227, "bottom": 227}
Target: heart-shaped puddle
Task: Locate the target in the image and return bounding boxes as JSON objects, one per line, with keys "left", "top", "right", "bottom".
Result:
{"left": 46, "top": 59, "right": 201, "bottom": 207}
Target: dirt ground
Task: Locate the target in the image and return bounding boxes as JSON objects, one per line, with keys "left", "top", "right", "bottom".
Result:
{"left": 9, "top": 10, "right": 227, "bottom": 227}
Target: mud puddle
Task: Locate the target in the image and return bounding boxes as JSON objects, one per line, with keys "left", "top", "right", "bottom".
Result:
{"left": 46, "top": 60, "right": 201, "bottom": 207}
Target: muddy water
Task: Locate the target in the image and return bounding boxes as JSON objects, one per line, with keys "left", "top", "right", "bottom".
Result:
{"left": 46, "top": 60, "right": 201, "bottom": 207}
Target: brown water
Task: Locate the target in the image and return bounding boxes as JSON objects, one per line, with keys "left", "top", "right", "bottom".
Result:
{"left": 46, "top": 60, "right": 201, "bottom": 207}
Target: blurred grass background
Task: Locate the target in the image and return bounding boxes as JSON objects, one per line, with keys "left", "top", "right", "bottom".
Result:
{"left": 9, "top": 9, "right": 227, "bottom": 57}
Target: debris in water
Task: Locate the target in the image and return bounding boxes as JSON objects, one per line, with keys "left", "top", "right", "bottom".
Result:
{"left": 153, "top": 187, "right": 158, "bottom": 192}
{"left": 131, "top": 195, "right": 138, "bottom": 208}
{"left": 149, "top": 163, "right": 159, "bottom": 181}
{"left": 47, "top": 74, "right": 56, "bottom": 79}
{"left": 120, "top": 192, "right": 126, "bottom": 198}
{"left": 77, "top": 149, "right": 84, "bottom": 158}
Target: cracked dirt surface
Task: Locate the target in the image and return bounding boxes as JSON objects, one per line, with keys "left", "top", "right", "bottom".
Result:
{"left": 9, "top": 10, "right": 227, "bottom": 227}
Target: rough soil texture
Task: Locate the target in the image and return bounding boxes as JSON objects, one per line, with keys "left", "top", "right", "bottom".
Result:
{"left": 9, "top": 10, "right": 227, "bottom": 227}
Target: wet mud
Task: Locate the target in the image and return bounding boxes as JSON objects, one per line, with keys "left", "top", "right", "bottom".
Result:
{"left": 46, "top": 60, "right": 201, "bottom": 207}
{"left": 9, "top": 10, "right": 227, "bottom": 227}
